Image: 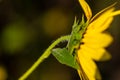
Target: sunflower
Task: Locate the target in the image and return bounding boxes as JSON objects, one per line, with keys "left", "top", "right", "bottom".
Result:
{"left": 77, "top": 0, "right": 120, "bottom": 80}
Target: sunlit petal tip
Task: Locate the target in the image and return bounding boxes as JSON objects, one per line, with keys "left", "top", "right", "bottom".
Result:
{"left": 78, "top": 0, "right": 92, "bottom": 20}
{"left": 99, "top": 51, "right": 112, "bottom": 61}
{"left": 110, "top": 10, "right": 120, "bottom": 17}
{"left": 95, "top": 69, "right": 102, "bottom": 80}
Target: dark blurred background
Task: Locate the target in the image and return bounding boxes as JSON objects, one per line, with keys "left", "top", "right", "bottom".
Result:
{"left": 0, "top": 0, "right": 120, "bottom": 80}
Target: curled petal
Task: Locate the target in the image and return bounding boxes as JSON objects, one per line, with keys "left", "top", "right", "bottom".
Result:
{"left": 86, "top": 17, "right": 113, "bottom": 33}
{"left": 90, "top": 3, "right": 116, "bottom": 22}
{"left": 87, "top": 8, "right": 114, "bottom": 31}
{"left": 78, "top": 0, "right": 92, "bottom": 20}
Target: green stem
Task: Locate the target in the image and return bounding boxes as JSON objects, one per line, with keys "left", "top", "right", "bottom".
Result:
{"left": 18, "top": 35, "right": 70, "bottom": 80}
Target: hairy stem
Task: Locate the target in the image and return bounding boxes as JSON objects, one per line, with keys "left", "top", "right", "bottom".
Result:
{"left": 18, "top": 35, "right": 70, "bottom": 80}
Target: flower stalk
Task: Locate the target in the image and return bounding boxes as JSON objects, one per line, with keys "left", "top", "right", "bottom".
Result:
{"left": 18, "top": 36, "right": 70, "bottom": 80}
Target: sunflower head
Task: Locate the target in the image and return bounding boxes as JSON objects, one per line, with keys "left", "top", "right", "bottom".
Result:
{"left": 77, "top": 0, "right": 120, "bottom": 80}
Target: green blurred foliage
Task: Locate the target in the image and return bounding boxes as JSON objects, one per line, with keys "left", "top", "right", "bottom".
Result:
{"left": 1, "top": 20, "right": 31, "bottom": 53}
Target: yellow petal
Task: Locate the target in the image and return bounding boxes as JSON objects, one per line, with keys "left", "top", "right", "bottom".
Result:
{"left": 79, "top": 45, "right": 112, "bottom": 61}
{"left": 77, "top": 67, "right": 89, "bottom": 80}
{"left": 77, "top": 50, "right": 101, "bottom": 80}
{"left": 86, "top": 17, "right": 113, "bottom": 33}
{"left": 78, "top": 0, "right": 92, "bottom": 20}
{"left": 87, "top": 8, "right": 114, "bottom": 31}
{"left": 82, "top": 33, "right": 113, "bottom": 48}
{"left": 90, "top": 3, "right": 116, "bottom": 22}
{"left": 87, "top": 4, "right": 120, "bottom": 33}
{"left": 109, "top": 10, "right": 120, "bottom": 17}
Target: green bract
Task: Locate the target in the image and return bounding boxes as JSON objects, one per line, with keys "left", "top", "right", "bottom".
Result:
{"left": 52, "top": 48, "right": 79, "bottom": 69}
{"left": 52, "top": 17, "right": 88, "bottom": 69}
